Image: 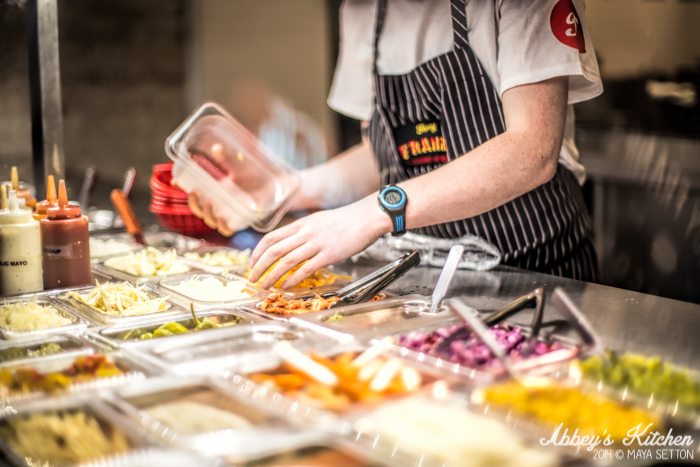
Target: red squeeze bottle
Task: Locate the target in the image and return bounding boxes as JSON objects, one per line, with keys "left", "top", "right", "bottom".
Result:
{"left": 40, "top": 179, "right": 92, "bottom": 289}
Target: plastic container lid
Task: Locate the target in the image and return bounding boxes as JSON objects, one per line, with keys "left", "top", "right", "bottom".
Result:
{"left": 165, "top": 102, "right": 300, "bottom": 232}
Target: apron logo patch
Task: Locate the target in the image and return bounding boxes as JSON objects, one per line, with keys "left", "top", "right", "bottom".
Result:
{"left": 393, "top": 121, "right": 448, "bottom": 167}
{"left": 550, "top": 0, "right": 586, "bottom": 53}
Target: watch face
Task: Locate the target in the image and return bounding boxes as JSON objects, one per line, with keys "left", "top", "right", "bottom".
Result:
{"left": 385, "top": 190, "right": 402, "bottom": 205}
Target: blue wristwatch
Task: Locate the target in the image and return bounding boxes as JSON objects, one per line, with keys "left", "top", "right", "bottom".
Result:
{"left": 378, "top": 185, "right": 407, "bottom": 236}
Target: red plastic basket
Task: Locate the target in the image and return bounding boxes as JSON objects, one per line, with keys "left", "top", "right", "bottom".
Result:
{"left": 150, "top": 163, "right": 214, "bottom": 237}
{"left": 152, "top": 210, "right": 213, "bottom": 237}
{"left": 150, "top": 165, "right": 188, "bottom": 200}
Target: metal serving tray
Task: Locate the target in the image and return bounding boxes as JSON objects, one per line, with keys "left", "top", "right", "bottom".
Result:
{"left": 382, "top": 316, "right": 582, "bottom": 383}
{"left": 86, "top": 308, "right": 263, "bottom": 350}
{"left": 0, "top": 351, "right": 152, "bottom": 407}
{"left": 229, "top": 341, "right": 451, "bottom": 421}
{"left": 0, "top": 333, "right": 95, "bottom": 368}
{"left": 141, "top": 231, "right": 203, "bottom": 253}
{"left": 89, "top": 233, "right": 144, "bottom": 262}
{"left": 265, "top": 264, "right": 354, "bottom": 297}
{"left": 290, "top": 294, "right": 454, "bottom": 341}
{"left": 0, "top": 292, "right": 88, "bottom": 341}
{"left": 93, "top": 257, "right": 198, "bottom": 285}
{"left": 155, "top": 273, "right": 261, "bottom": 309}
{"left": 0, "top": 394, "right": 151, "bottom": 466}
{"left": 243, "top": 290, "right": 398, "bottom": 325}
{"left": 81, "top": 448, "right": 222, "bottom": 467}
{"left": 565, "top": 358, "right": 700, "bottom": 430}
{"left": 227, "top": 444, "right": 373, "bottom": 467}
{"left": 131, "top": 323, "right": 333, "bottom": 376}
{"left": 340, "top": 390, "right": 566, "bottom": 467}
{"left": 106, "top": 376, "right": 325, "bottom": 462}
{"left": 57, "top": 282, "right": 186, "bottom": 325}
{"left": 465, "top": 376, "right": 686, "bottom": 466}
{"left": 181, "top": 245, "right": 251, "bottom": 275}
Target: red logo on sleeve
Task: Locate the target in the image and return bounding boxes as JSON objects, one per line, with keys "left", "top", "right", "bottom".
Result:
{"left": 550, "top": 0, "right": 586, "bottom": 53}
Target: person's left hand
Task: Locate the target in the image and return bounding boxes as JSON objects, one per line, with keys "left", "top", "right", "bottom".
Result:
{"left": 248, "top": 197, "right": 390, "bottom": 289}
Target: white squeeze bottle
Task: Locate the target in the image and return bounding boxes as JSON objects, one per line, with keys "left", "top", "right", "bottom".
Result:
{"left": 0, "top": 190, "right": 43, "bottom": 296}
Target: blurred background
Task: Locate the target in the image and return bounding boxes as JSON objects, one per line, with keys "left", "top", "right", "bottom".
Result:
{"left": 0, "top": 0, "right": 698, "bottom": 302}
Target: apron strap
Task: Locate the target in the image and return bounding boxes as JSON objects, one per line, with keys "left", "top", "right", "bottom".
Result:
{"left": 372, "top": 0, "right": 388, "bottom": 76}
{"left": 450, "top": 0, "right": 471, "bottom": 49}
{"left": 373, "top": 0, "right": 470, "bottom": 75}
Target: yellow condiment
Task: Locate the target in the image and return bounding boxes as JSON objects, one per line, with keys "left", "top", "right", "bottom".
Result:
{"left": 480, "top": 381, "right": 659, "bottom": 441}
{"left": 253, "top": 260, "right": 350, "bottom": 289}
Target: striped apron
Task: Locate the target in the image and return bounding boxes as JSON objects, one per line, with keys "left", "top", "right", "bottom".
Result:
{"left": 367, "top": 0, "right": 598, "bottom": 281}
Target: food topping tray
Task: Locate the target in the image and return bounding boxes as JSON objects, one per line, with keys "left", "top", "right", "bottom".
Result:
{"left": 0, "top": 292, "right": 87, "bottom": 340}
{"left": 59, "top": 281, "right": 183, "bottom": 325}
{"left": 129, "top": 323, "right": 326, "bottom": 376}
{"left": 94, "top": 247, "right": 195, "bottom": 283}
{"left": 0, "top": 352, "right": 149, "bottom": 405}
{"left": 89, "top": 308, "right": 262, "bottom": 349}
{"left": 0, "top": 395, "right": 148, "bottom": 466}
{"left": 0, "top": 334, "right": 94, "bottom": 368}
{"left": 156, "top": 273, "right": 260, "bottom": 308}
{"left": 290, "top": 295, "right": 453, "bottom": 340}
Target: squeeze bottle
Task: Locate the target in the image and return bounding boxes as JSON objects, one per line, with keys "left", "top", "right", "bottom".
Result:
{"left": 0, "top": 191, "right": 43, "bottom": 296}
{"left": 40, "top": 180, "right": 92, "bottom": 289}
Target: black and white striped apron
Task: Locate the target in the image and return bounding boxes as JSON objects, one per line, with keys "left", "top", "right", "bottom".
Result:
{"left": 367, "top": 0, "right": 598, "bottom": 281}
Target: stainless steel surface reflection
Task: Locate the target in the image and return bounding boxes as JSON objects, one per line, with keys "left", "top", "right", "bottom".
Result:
{"left": 340, "top": 260, "right": 700, "bottom": 370}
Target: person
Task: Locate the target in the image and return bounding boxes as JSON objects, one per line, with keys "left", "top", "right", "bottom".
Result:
{"left": 188, "top": 0, "right": 603, "bottom": 289}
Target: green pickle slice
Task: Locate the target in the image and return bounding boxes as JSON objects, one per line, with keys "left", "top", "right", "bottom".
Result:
{"left": 117, "top": 314, "right": 241, "bottom": 341}
{"left": 580, "top": 351, "right": 700, "bottom": 410}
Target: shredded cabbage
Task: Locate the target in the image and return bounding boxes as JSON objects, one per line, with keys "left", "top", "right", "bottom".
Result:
{"left": 66, "top": 280, "right": 170, "bottom": 317}
{"left": 0, "top": 300, "right": 72, "bottom": 332}
{"left": 104, "top": 247, "right": 189, "bottom": 277}
{"left": 184, "top": 249, "right": 250, "bottom": 269}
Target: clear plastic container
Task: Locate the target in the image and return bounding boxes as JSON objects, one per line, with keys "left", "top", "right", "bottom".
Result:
{"left": 165, "top": 103, "right": 301, "bottom": 232}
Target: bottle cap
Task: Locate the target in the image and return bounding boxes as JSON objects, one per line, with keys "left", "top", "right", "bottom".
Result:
{"left": 0, "top": 190, "right": 36, "bottom": 225}
{"left": 10, "top": 166, "right": 37, "bottom": 209}
{"left": 10, "top": 166, "right": 19, "bottom": 191}
{"left": 34, "top": 175, "right": 58, "bottom": 218}
{"left": 0, "top": 185, "right": 7, "bottom": 210}
{"left": 47, "top": 179, "right": 82, "bottom": 220}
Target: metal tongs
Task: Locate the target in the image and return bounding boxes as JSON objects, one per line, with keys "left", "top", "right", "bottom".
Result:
{"left": 448, "top": 287, "right": 604, "bottom": 377}
{"left": 327, "top": 250, "right": 421, "bottom": 308}
{"left": 449, "top": 299, "right": 521, "bottom": 379}
{"left": 428, "top": 245, "right": 464, "bottom": 313}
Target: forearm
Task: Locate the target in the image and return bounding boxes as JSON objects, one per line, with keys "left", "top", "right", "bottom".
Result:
{"left": 290, "top": 141, "right": 380, "bottom": 211}
{"left": 361, "top": 77, "right": 567, "bottom": 235}
{"left": 402, "top": 130, "right": 558, "bottom": 228}
{"left": 353, "top": 130, "right": 559, "bottom": 237}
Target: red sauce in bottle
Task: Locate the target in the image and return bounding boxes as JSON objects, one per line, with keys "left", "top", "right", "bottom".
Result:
{"left": 40, "top": 180, "right": 92, "bottom": 289}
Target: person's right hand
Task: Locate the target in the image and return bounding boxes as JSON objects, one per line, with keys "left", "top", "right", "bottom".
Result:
{"left": 187, "top": 191, "right": 251, "bottom": 237}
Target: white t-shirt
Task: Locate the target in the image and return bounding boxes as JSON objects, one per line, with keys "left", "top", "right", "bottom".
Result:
{"left": 328, "top": 0, "right": 603, "bottom": 184}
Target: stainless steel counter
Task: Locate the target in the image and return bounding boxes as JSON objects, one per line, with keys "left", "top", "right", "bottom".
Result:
{"left": 340, "top": 260, "right": 700, "bottom": 370}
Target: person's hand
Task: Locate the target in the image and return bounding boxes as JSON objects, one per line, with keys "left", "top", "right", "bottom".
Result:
{"left": 187, "top": 191, "right": 251, "bottom": 237}
{"left": 248, "top": 196, "right": 391, "bottom": 289}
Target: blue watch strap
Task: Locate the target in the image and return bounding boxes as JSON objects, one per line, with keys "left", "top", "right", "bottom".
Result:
{"left": 378, "top": 185, "right": 407, "bottom": 236}
{"left": 394, "top": 214, "right": 405, "bottom": 233}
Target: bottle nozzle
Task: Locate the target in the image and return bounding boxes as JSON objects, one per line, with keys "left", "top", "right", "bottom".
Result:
{"left": 0, "top": 185, "right": 7, "bottom": 210}
{"left": 58, "top": 179, "right": 68, "bottom": 207}
{"left": 46, "top": 175, "right": 57, "bottom": 203}
{"left": 10, "top": 166, "right": 19, "bottom": 191}
{"left": 8, "top": 190, "right": 18, "bottom": 212}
